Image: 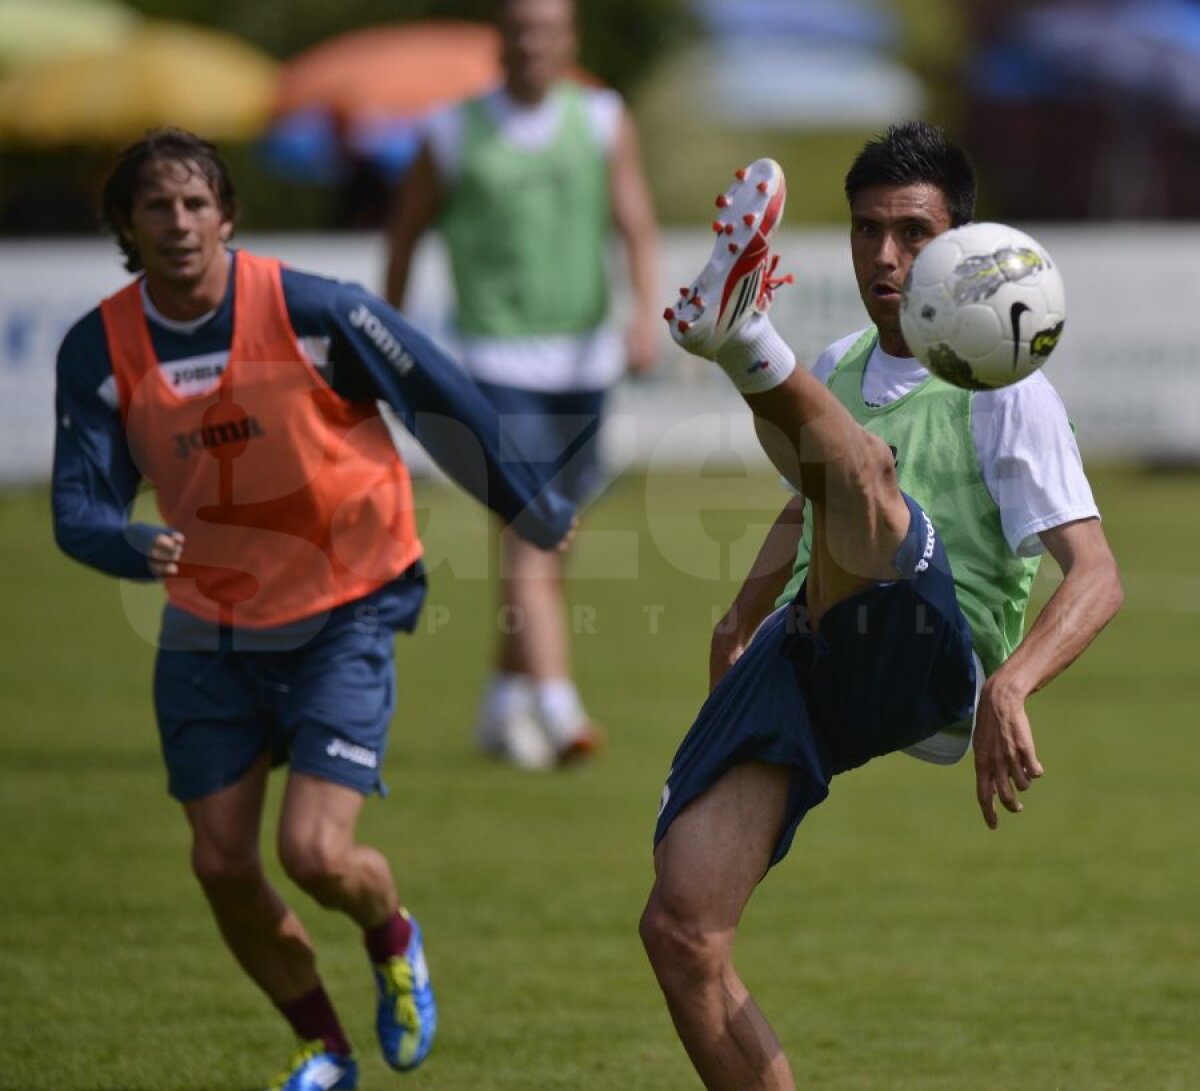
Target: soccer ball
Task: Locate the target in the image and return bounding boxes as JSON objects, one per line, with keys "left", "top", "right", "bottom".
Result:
{"left": 900, "top": 222, "right": 1066, "bottom": 390}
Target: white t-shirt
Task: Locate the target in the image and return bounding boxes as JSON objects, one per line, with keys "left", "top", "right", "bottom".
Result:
{"left": 423, "top": 86, "right": 626, "bottom": 393}
{"left": 425, "top": 85, "right": 623, "bottom": 181}
{"left": 811, "top": 330, "right": 1100, "bottom": 556}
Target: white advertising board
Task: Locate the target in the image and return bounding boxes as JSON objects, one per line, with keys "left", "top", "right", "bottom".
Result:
{"left": 1, "top": 225, "right": 1196, "bottom": 486}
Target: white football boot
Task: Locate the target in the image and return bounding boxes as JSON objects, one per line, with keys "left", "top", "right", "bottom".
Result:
{"left": 664, "top": 158, "right": 793, "bottom": 360}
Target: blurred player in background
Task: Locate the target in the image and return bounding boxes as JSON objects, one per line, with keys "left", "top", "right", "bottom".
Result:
{"left": 640, "top": 122, "right": 1123, "bottom": 1089}
{"left": 52, "top": 128, "right": 574, "bottom": 1091}
{"left": 386, "top": 0, "right": 660, "bottom": 769}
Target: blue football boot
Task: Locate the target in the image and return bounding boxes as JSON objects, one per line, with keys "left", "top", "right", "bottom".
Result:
{"left": 264, "top": 1041, "right": 357, "bottom": 1091}
{"left": 372, "top": 911, "right": 437, "bottom": 1070}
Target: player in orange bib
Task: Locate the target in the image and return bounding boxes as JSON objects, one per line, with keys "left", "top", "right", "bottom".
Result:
{"left": 52, "top": 129, "right": 575, "bottom": 1091}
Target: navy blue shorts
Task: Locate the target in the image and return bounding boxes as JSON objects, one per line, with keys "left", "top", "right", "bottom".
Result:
{"left": 475, "top": 381, "right": 607, "bottom": 506}
{"left": 153, "top": 577, "right": 425, "bottom": 802}
{"left": 654, "top": 494, "right": 977, "bottom": 866}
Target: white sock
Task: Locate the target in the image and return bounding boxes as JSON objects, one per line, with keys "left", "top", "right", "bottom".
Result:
{"left": 714, "top": 313, "right": 797, "bottom": 394}
{"left": 534, "top": 679, "right": 587, "bottom": 747}
{"left": 476, "top": 672, "right": 556, "bottom": 769}
{"left": 482, "top": 673, "right": 534, "bottom": 723}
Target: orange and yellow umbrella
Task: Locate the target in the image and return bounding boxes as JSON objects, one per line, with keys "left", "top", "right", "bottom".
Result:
{"left": 0, "top": 21, "right": 278, "bottom": 144}
{"left": 0, "top": 0, "right": 140, "bottom": 72}
{"left": 272, "top": 21, "right": 503, "bottom": 127}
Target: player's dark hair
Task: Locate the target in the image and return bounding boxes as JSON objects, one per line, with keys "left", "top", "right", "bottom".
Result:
{"left": 101, "top": 128, "right": 237, "bottom": 273}
{"left": 844, "top": 121, "right": 976, "bottom": 226}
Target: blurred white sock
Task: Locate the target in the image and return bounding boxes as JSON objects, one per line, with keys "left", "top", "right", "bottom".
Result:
{"left": 476, "top": 673, "right": 553, "bottom": 769}
{"left": 534, "top": 678, "right": 588, "bottom": 748}
{"left": 483, "top": 672, "right": 534, "bottom": 723}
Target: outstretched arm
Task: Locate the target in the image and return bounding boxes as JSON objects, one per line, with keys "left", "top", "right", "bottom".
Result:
{"left": 328, "top": 284, "right": 575, "bottom": 550}
{"left": 973, "top": 516, "right": 1123, "bottom": 829}
{"left": 608, "top": 108, "right": 661, "bottom": 376}
{"left": 709, "top": 494, "right": 806, "bottom": 690}
{"left": 384, "top": 142, "right": 443, "bottom": 310}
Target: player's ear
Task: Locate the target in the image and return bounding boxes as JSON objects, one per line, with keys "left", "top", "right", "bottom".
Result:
{"left": 218, "top": 219, "right": 233, "bottom": 243}
{"left": 114, "top": 218, "right": 136, "bottom": 249}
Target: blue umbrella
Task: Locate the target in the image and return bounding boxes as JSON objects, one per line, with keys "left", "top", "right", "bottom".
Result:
{"left": 694, "top": 0, "right": 896, "bottom": 49}
{"left": 256, "top": 108, "right": 421, "bottom": 185}
{"left": 1015, "top": 0, "right": 1200, "bottom": 123}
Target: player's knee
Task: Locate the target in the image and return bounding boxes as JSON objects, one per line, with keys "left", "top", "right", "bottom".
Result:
{"left": 278, "top": 833, "right": 346, "bottom": 901}
{"left": 191, "top": 843, "right": 262, "bottom": 894}
{"left": 640, "top": 890, "right": 727, "bottom": 984}
{"left": 816, "top": 432, "right": 909, "bottom": 580}
{"left": 846, "top": 431, "right": 898, "bottom": 497}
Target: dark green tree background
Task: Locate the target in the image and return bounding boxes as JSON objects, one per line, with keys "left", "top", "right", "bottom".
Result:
{"left": 0, "top": 0, "right": 694, "bottom": 234}
{"left": 129, "top": 0, "right": 692, "bottom": 95}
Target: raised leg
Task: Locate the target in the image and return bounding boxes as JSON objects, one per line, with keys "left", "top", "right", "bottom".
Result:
{"left": 747, "top": 370, "right": 911, "bottom": 623}
{"left": 665, "top": 158, "right": 913, "bottom": 624}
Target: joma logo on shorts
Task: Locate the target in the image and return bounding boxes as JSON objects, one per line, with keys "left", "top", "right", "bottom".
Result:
{"left": 915, "top": 511, "right": 936, "bottom": 574}
{"left": 658, "top": 767, "right": 674, "bottom": 819}
{"left": 325, "top": 738, "right": 378, "bottom": 768}
{"left": 348, "top": 302, "right": 414, "bottom": 376}
{"left": 172, "top": 416, "right": 265, "bottom": 458}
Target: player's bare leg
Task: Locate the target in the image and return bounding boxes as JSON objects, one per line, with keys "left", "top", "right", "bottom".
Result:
{"left": 277, "top": 773, "right": 399, "bottom": 929}
{"left": 488, "top": 524, "right": 598, "bottom": 762}
{"left": 184, "top": 752, "right": 321, "bottom": 1003}
{"left": 640, "top": 762, "right": 796, "bottom": 1091}
{"left": 499, "top": 525, "right": 570, "bottom": 682}
{"left": 279, "top": 771, "right": 438, "bottom": 1072}
{"left": 747, "top": 374, "right": 911, "bottom": 624}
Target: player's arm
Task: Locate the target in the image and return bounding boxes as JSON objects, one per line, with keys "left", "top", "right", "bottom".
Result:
{"left": 608, "top": 108, "right": 661, "bottom": 375}
{"left": 972, "top": 517, "right": 1123, "bottom": 829}
{"left": 384, "top": 141, "right": 444, "bottom": 310}
{"left": 710, "top": 494, "right": 806, "bottom": 690}
{"left": 51, "top": 322, "right": 176, "bottom": 580}
{"left": 327, "top": 284, "right": 575, "bottom": 550}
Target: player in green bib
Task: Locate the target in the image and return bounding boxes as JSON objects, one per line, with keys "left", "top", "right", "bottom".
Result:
{"left": 777, "top": 325, "right": 1040, "bottom": 681}
{"left": 386, "top": 0, "right": 660, "bottom": 770}
{"left": 641, "top": 123, "right": 1123, "bottom": 1090}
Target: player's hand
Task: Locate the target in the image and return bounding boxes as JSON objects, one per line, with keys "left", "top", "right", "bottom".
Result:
{"left": 147, "top": 530, "right": 185, "bottom": 578}
{"left": 972, "top": 675, "right": 1044, "bottom": 830}
{"left": 625, "top": 313, "right": 660, "bottom": 377}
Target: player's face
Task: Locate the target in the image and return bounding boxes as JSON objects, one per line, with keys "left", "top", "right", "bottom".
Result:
{"left": 850, "top": 182, "right": 953, "bottom": 356}
{"left": 123, "top": 158, "right": 232, "bottom": 290}
{"left": 500, "top": 0, "right": 576, "bottom": 103}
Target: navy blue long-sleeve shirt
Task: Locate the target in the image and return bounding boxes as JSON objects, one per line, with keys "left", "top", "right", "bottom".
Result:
{"left": 53, "top": 252, "right": 575, "bottom": 599}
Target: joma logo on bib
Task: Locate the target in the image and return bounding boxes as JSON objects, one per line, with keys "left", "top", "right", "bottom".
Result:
{"left": 172, "top": 415, "right": 265, "bottom": 458}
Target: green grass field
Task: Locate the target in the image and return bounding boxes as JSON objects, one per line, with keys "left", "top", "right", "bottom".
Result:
{"left": 2, "top": 466, "right": 1197, "bottom": 1090}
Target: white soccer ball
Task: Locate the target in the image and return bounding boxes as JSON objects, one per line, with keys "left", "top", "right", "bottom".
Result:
{"left": 900, "top": 222, "right": 1066, "bottom": 390}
